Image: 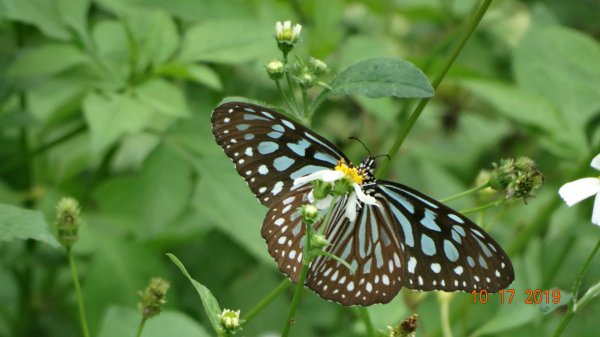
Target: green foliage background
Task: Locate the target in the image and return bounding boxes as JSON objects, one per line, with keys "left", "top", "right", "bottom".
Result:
{"left": 1, "top": 0, "right": 600, "bottom": 336}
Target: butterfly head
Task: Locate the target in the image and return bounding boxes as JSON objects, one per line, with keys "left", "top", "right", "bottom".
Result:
{"left": 333, "top": 157, "right": 377, "bottom": 187}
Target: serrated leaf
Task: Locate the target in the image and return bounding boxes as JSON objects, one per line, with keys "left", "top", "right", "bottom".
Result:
{"left": 167, "top": 254, "right": 223, "bottom": 335}
{"left": 8, "top": 43, "right": 89, "bottom": 77}
{"left": 83, "top": 91, "right": 153, "bottom": 153}
{"left": 56, "top": 0, "right": 91, "bottom": 48}
{"left": 127, "top": 10, "right": 179, "bottom": 73}
{"left": 0, "top": 204, "right": 60, "bottom": 247}
{"left": 312, "top": 58, "right": 432, "bottom": 112}
{"left": 135, "top": 79, "right": 190, "bottom": 117}
{"left": 178, "top": 19, "right": 272, "bottom": 64}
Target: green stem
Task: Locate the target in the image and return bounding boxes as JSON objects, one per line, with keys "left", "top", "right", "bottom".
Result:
{"left": 439, "top": 295, "right": 453, "bottom": 337}
{"left": 281, "top": 264, "right": 309, "bottom": 337}
{"left": 243, "top": 280, "right": 290, "bottom": 324}
{"left": 460, "top": 199, "right": 504, "bottom": 215}
{"left": 356, "top": 307, "right": 375, "bottom": 337}
{"left": 68, "top": 250, "right": 90, "bottom": 337}
{"left": 282, "top": 197, "right": 337, "bottom": 337}
{"left": 376, "top": 0, "right": 493, "bottom": 177}
{"left": 276, "top": 80, "right": 296, "bottom": 115}
{"left": 301, "top": 88, "right": 309, "bottom": 121}
{"left": 439, "top": 182, "right": 491, "bottom": 203}
{"left": 135, "top": 317, "right": 146, "bottom": 337}
{"left": 552, "top": 238, "right": 600, "bottom": 337}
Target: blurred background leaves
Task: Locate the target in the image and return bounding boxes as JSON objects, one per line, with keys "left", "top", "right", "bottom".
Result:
{"left": 1, "top": 0, "right": 600, "bottom": 336}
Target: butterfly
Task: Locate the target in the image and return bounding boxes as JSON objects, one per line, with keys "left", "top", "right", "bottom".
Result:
{"left": 211, "top": 101, "right": 514, "bottom": 306}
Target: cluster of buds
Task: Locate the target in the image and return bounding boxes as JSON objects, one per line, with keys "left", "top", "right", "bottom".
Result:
{"left": 55, "top": 197, "right": 81, "bottom": 250}
{"left": 138, "top": 277, "right": 170, "bottom": 320}
{"left": 488, "top": 157, "right": 544, "bottom": 202}
{"left": 268, "top": 21, "right": 330, "bottom": 90}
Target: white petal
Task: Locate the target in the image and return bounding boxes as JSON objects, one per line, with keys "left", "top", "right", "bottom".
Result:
{"left": 352, "top": 183, "right": 379, "bottom": 207}
{"left": 315, "top": 195, "right": 333, "bottom": 210}
{"left": 593, "top": 193, "right": 600, "bottom": 226}
{"left": 308, "top": 190, "right": 315, "bottom": 204}
{"left": 592, "top": 154, "right": 600, "bottom": 171}
{"left": 345, "top": 193, "right": 357, "bottom": 221}
{"left": 275, "top": 21, "right": 282, "bottom": 34}
{"left": 293, "top": 24, "right": 302, "bottom": 36}
{"left": 319, "top": 170, "right": 344, "bottom": 182}
{"left": 293, "top": 169, "right": 331, "bottom": 186}
{"left": 283, "top": 21, "right": 291, "bottom": 30}
{"left": 558, "top": 178, "right": 600, "bottom": 206}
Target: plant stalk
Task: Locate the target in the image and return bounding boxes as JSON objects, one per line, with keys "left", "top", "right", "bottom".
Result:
{"left": 68, "top": 250, "right": 90, "bottom": 337}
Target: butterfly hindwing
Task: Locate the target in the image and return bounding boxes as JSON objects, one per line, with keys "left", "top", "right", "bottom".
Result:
{"left": 211, "top": 102, "right": 347, "bottom": 207}
{"left": 373, "top": 181, "right": 514, "bottom": 292}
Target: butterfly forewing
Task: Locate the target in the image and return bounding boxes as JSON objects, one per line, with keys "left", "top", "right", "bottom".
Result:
{"left": 374, "top": 181, "right": 514, "bottom": 292}
{"left": 211, "top": 102, "right": 347, "bottom": 207}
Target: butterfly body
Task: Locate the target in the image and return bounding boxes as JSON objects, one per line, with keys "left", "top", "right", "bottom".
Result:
{"left": 211, "top": 101, "right": 514, "bottom": 305}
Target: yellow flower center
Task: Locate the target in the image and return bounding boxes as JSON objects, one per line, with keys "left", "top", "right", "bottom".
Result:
{"left": 335, "top": 159, "right": 364, "bottom": 185}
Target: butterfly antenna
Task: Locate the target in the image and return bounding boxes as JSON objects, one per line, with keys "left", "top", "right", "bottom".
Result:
{"left": 349, "top": 137, "right": 372, "bottom": 156}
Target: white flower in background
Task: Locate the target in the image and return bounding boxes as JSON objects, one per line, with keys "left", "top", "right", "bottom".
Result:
{"left": 293, "top": 160, "right": 379, "bottom": 221}
{"left": 558, "top": 154, "right": 600, "bottom": 225}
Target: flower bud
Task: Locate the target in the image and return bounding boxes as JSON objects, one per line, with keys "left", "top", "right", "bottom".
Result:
{"left": 297, "top": 72, "right": 316, "bottom": 88}
{"left": 220, "top": 309, "right": 241, "bottom": 330}
{"left": 266, "top": 59, "right": 285, "bottom": 80}
{"left": 311, "top": 180, "right": 332, "bottom": 200}
{"left": 138, "top": 277, "right": 170, "bottom": 319}
{"left": 310, "top": 58, "right": 329, "bottom": 75}
{"left": 56, "top": 197, "right": 81, "bottom": 249}
{"left": 309, "top": 233, "right": 329, "bottom": 250}
{"left": 301, "top": 204, "right": 319, "bottom": 223}
{"left": 275, "top": 20, "right": 302, "bottom": 55}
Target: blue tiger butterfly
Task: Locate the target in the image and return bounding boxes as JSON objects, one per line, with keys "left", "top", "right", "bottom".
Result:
{"left": 211, "top": 101, "right": 514, "bottom": 305}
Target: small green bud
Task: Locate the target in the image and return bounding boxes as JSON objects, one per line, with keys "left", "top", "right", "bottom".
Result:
{"left": 312, "top": 180, "right": 332, "bottom": 199}
{"left": 332, "top": 178, "right": 354, "bottom": 196}
{"left": 310, "top": 57, "right": 329, "bottom": 75}
{"left": 55, "top": 197, "right": 81, "bottom": 249}
{"left": 138, "top": 277, "right": 170, "bottom": 319}
{"left": 301, "top": 204, "right": 319, "bottom": 223}
{"left": 309, "top": 233, "right": 329, "bottom": 250}
{"left": 219, "top": 309, "right": 241, "bottom": 331}
{"left": 297, "top": 72, "right": 316, "bottom": 88}
{"left": 266, "top": 59, "right": 285, "bottom": 80}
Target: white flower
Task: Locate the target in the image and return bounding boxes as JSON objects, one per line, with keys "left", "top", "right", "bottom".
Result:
{"left": 293, "top": 164, "right": 379, "bottom": 222}
{"left": 219, "top": 308, "right": 240, "bottom": 330}
{"left": 275, "top": 20, "right": 302, "bottom": 44}
{"left": 558, "top": 154, "right": 600, "bottom": 225}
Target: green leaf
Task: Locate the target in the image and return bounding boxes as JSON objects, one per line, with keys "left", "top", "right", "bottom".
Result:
{"left": 178, "top": 19, "right": 273, "bottom": 64}
{"left": 127, "top": 10, "right": 179, "bottom": 73}
{"left": 0, "top": 204, "right": 60, "bottom": 247}
{"left": 158, "top": 63, "right": 223, "bottom": 91}
{"left": 91, "top": 19, "right": 130, "bottom": 85}
{"left": 8, "top": 43, "right": 89, "bottom": 77}
{"left": 83, "top": 91, "right": 153, "bottom": 153}
{"left": 167, "top": 254, "right": 223, "bottom": 335}
{"left": 56, "top": 0, "right": 91, "bottom": 48}
{"left": 0, "top": 0, "right": 70, "bottom": 39}
{"left": 312, "top": 58, "right": 433, "bottom": 112}
{"left": 94, "top": 142, "right": 193, "bottom": 237}
{"left": 539, "top": 289, "right": 571, "bottom": 314}
{"left": 134, "top": 79, "right": 190, "bottom": 117}
{"left": 514, "top": 23, "right": 600, "bottom": 129}
{"left": 82, "top": 240, "right": 164, "bottom": 333}
{"left": 193, "top": 150, "right": 270, "bottom": 263}
{"left": 98, "top": 306, "right": 212, "bottom": 337}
